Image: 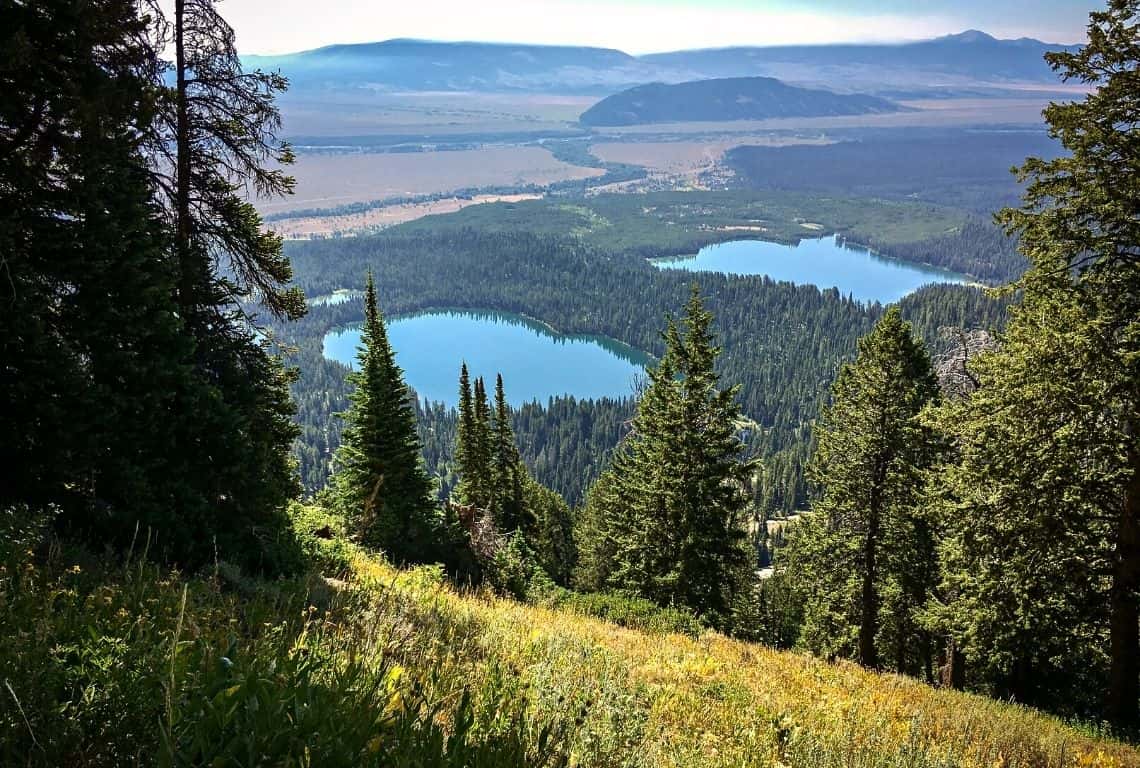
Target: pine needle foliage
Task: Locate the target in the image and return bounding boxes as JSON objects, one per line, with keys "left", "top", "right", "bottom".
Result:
{"left": 579, "top": 285, "right": 751, "bottom": 626}
{"left": 927, "top": 0, "right": 1140, "bottom": 727}
{"left": 792, "top": 307, "right": 939, "bottom": 671}
{"left": 332, "top": 273, "right": 437, "bottom": 562}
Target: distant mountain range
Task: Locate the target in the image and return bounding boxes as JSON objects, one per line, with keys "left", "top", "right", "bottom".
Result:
{"left": 244, "top": 31, "right": 1080, "bottom": 96}
{"left": 580, "top": 77, "right": 902, "bottom": 126}
{"left": 639, "top": 31, "right": 1076, "bottom": 89}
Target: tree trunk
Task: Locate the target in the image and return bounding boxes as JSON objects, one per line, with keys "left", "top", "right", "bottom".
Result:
{"left": 859, "top": 479, "right": 881, "bottom": 669}
{"left": 895, "top": 627, "right": 905, "bottom": 675}
{"left": 174, "top": 0, "right": 194, "bottom": 316}
{"left": 940, "top": 636, "right": 965, "bottom": 689}
{"left": 1107, "top": 445, "right": 1140, "bottom": 729}
{"left": 923, "top": 632, "right": 935, "bottom": 685}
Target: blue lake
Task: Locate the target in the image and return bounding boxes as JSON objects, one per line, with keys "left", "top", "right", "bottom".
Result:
{"left": 323, "top": 310, "right": 650, "bottom": 407}
{"left": 651, "top": 235, "right": 967, "bottom": 304}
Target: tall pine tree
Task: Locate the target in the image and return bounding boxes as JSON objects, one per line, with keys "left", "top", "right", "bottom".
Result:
{"left": 674, "top": 286, "right": 753, "bottom": 620}
{"left": 491, "top": 374, "right": 529, "bottom": 533}
{"left": 603, "top": 322, "right": 685, "bottom": 603}
{"left": 0, "top": 0, "right": 301, "bottom": 572}
{"left": 1, "top": 0, "right": 164, "bottom": 517}
{"left": 454, "top": 364, "right": 494, "bottom": 511}
{"left": 930, "top": 0, "right": 1140, "bottom": 725}
{"left": 580, "top": 286, "right": 750, "bottom": 625}
{"left": 332, "top": 273, "right": 436, "bottom": 562}
{"left": 127, "top": 0, "right": 305, "bottom": 568}
{"left": 927, "top": 280, "right": 1111, "bottom": 712}
{"left": 796, "top": 307, "right": 938, "bottom": 670}
{"left": 471, "top": 377, "right": 495, "bottom": 508}
{"left": 161, "top": 0, "right": 302, "bottom": 321}
{"left": 454, "top": 363, "right": 481, "bottom": 506}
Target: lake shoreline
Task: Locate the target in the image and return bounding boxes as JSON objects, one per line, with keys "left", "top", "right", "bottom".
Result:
{"left": 322, "top": 308, "right": 652, "bottom": 408}
{"left": 651, "top": 234, "right": 970, "bottom": 304}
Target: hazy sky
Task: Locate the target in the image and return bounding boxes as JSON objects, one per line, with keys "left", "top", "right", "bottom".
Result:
{"left": 219, "top": 0, "right": 1093, "bottom": 55}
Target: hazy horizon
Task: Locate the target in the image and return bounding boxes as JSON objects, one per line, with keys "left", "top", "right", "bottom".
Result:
{"left": 211, "top": 0, "right": 1091, "bottom": 56}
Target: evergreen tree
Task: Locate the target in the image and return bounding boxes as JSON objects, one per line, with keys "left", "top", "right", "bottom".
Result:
{"left": 572, "top": 470, "right": 620, "bottom": 592}
{"left": 160, "top": 0, "right": 303, "bottom": 321}
{"left": 332, "top": 273, "right": 437, "bottom": 562}
{"left": 798, "top": 307, "right": 938, "bottom": 669}
{"left": 580, "top": 286, "right": 750, "bottom": 625}
{"left": 1, "top": 0, "right": 159, "bottom": 515}
{"left": 928, "top": 2, "right": 1140, "bottom": 725}
{"left": 673, "top": 286, "right": 752, "bottom": 620}
{"left": 471, "top": 377, "right": 495, "bottom": 509}
{"left": 603, "top": 325, "right": 685, "bottom": 604}
{"left": 926, "top": 281, "right": 1111, "bottom": 712}
{"left": 454, "top": 363, "right": 481, "bottom": 506}
{"left": 491, "top": 374, "right": 529, "bottom": 533}
{"left": 0, "top": 0, "right": 303, "bottom": 572}
{"left": 118, "top": 0, "right": 305, "bottom": 568}
{"left": 525, "top": 475, "right": 576, "bottom": 586}
{"left": 450, "top": 367, "right": 573, "bottom": 583}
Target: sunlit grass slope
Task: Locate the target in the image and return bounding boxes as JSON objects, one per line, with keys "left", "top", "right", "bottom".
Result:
{"left": 2, "top": 523, "right": 1136, "bottom": 767}
{"left": 351, "top": 555, "right": 1138, "bottom": 768}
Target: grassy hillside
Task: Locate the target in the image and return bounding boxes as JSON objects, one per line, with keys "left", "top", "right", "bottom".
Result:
{"left": 4, "top": 511, "right": 1135, "bottom": 768}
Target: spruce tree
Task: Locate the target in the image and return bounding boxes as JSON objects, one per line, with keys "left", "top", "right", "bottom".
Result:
{"left": 1, "top": 0, "right": 157, "bottom": 515}
{"left": 582, "top": 286, "right": 750, "bottom": 624}
{"left": 471, "top": 377, "right": 495, "bottom": 509}
{"left": 332, "top": 273, "right": 437, "bottom": 562}
{"left": 161, "top": 0, "right": 303, "bottom": 321}
{"left": 573, "top": 469, "right": 620, "bottom": 592}
{"left": 927, "top": 282, "right": 1110, "bottom": 710}
{"left": 0, "top": 0, "right": 300, "bottom": 571}
{"left": 674, "top": 285, "right": 752, "bottom": 620}
{"left": 113, "top": 0, "right": 305, "bottom": 568}
{"left": 453, "top": 366, "right": 498, "bottom": 513}
{"left": 929, "top": 1, "right": 1140, "bottom": 725}
{"left": 453, "top": 363, "right": 485, "bottom": 508}
{"left": 525, "top": 474, "right": 576, "bottom": 586}
{"left": 799, "top": 307, "right": 938, "bottom": 669}
{"left": 603, "top": 325, "right": 684, "bottom": 604}
{"left": 491, "top": 374, "right": 529, "bottom": 533}
{"left": 1009, "top": 1, "right": 1140, "bottom": 726}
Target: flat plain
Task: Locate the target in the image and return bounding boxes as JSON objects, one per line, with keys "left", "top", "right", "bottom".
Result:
{"left": 257, "top": 146, "right": 603, "bottom": 215}
{"left": 269, "top": 193, "right": 544, "bottom": 238}
{"left": 587, "top": 97, "right": 1058, "bottom": 136}
{"left": 589, "top": 135, "right": 834, "bottom": 185}
{"left": 278, "top": 90, "right": 593, "bottom": 137}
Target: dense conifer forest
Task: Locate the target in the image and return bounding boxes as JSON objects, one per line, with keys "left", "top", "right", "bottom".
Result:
{"left": 282, "top": 229, "right": 1009, "bottom": 500}
{"left": 725, "top": 128, "right": 1063, "bottom": 214}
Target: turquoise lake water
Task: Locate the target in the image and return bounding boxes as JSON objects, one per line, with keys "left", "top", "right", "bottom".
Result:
{"left": 322, "top": 310, "right": 650, "bottom": 407}
{"left": 651, "top": 235, "right": 967, "bottom": 304}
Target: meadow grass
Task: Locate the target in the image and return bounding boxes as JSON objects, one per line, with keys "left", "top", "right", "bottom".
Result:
{"left": 351, "top": 554, "right": 1139, "bottom": 768}
{"left": 1, "top": 528, "right": 1136, "bottom": 767}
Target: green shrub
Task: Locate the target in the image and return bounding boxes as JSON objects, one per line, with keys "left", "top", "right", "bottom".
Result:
{"left": 485, "top": 532, "right": 545, "bottom": 600}
{"left": 471, "top": 533, "right": 704, "bottom": 636}
{"left": 286, "top": 501, "right": 359, "bottom": 575}
{"left": 536, "top": 588, "right": 704, "bottom": 637}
